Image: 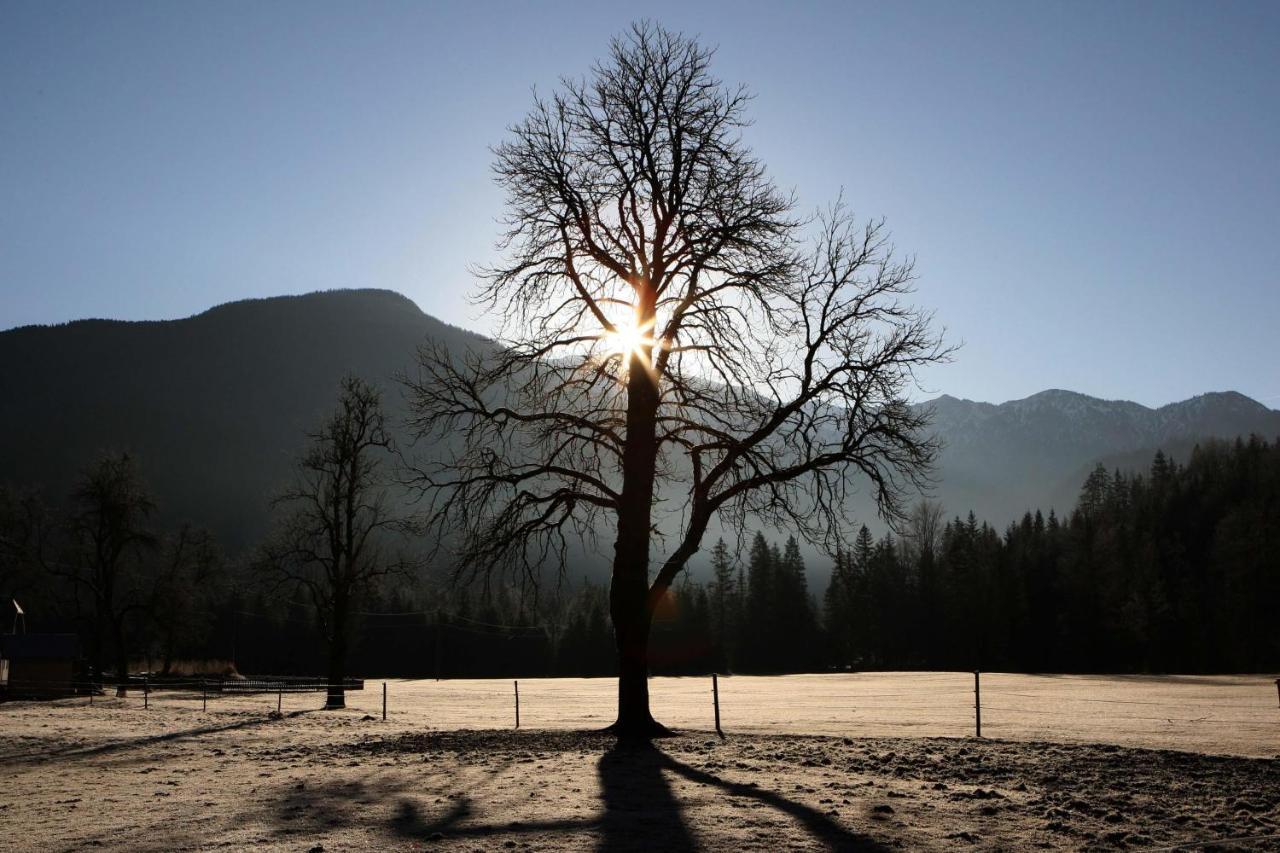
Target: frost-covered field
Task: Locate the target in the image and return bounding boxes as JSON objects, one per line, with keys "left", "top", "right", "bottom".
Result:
{"left": 170, "top": 672, "right": 1277, "bottom": 757}
{"left": 2, "top": 673, "right": 1278, "bottom": 851}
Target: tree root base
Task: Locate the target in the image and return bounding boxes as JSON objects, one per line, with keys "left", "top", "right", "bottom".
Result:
{"left": 601, "top": 717, "right": 677, "bottom": 741}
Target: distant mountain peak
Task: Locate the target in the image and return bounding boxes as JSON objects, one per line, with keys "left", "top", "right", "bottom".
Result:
{"left": 1026, "top": 388, "right": 1090, "bottom": 401}
{"left": 925, "top": 393, "right": 970, "bottom": 406}
{"left": 196, "top": 287, "right": 424, "bottom": 319}
{"left": 1160, "top": 390, "right": 1268, "bottom": 413}
{"left": 1012, "top": 388, "right": 1148, "bottom": 413}
{"left": 928, "top": 388, "right": 1275, "bottom": 415}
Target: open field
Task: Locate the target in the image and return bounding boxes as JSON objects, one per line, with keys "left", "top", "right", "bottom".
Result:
{"left": 22, "top": 672, "right": 1275, "bottom": 756}
{"left": 3, "top": 673, "right": 1279, "bottom": 851}
{"left": 338, "top": 672, "right": 1280, "bottom": 758}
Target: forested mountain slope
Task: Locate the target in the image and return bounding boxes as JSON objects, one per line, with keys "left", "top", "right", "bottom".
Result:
{"left": 3, "top": 289, "right": 1276, "bottom": 557}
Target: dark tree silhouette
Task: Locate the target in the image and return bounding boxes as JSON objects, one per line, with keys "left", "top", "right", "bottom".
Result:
{"left": 146, "top": 525, "right": 222, "bottom": 674}
{"left": 0, "top": 485, "right": 54, "bottom": 624}
{"left": 404, "top": 23, "right": 947, "bottom": 735}
{"left": 62, "top": 453, "right": 158, "bottom": 695}
{"left": 264, "top": 376, "right": 407, "bottom": 709}
{"left": 708, "top": 538, "right": 734, "bottom": 669}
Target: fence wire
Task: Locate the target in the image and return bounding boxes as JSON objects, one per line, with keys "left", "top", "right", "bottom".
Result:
{"left": 3, "top": 671, "right": 1277, "bottom": 755}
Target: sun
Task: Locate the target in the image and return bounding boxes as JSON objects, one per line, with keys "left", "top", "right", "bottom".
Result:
{"left": 603, "top": 320, "right": 652, "bottom": 360}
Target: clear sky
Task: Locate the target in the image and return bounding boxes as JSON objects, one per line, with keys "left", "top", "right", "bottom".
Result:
{"left": 3, "top": 1, "right": 1277, "bottom": 408}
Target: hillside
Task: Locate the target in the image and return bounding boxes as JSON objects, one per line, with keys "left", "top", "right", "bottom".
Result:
{"left": 0, "top": 289, "right": 485, "bottom": 549}
{"left": 2, "top": 289, "right": 1277, "bottom": 557}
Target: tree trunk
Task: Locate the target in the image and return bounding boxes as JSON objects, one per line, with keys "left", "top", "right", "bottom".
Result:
{"left": 113, "top": 620, "right": 129, "bottom": 698}
{"left": 161, "top": 626, "right": 175, "bottom": 676}
{"left": 90, "top": 617, "right": 106, "bottom": 692}
{"left": 326, "top": 644, "right": 346, "bottom": 709}
{"left": 326, "top": 600, "right": 348, "bottom": 709}
{"left": 607, "top": 324, "right": 669, "bottom": 738}
{"left": 609, "top": 557, "right": 662, "bottom": 735}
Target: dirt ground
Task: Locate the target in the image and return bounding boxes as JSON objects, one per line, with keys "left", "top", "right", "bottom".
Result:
{"left": 3, "top": 674, "right": 1279, "bottom": 851}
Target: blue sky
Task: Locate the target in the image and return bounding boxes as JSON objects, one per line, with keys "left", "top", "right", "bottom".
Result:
{"left": 3, "top": 1, "right": 1277, "bottom": 408}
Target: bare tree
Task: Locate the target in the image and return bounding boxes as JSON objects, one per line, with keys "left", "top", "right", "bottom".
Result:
{"left": 404, "top": 23, "right": 949, "bottom": 736}
{"left": 903, "top": 499, "right": 945, "bottom": 565}
{"left": 146, "top": 525, "right": 222, "bottom": 675}
{"left": 62, "top": 453, "right": 158, "bottom": 695}
{"left": 3, "top": 461, "right": 229, "bottom": 690}
{"left": 264, "top": 376, "right": 407, "bottom": 709}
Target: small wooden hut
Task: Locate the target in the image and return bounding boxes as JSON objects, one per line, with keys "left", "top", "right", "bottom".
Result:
{"left": 0, "top": 634, "right": 81, "bottom": 699}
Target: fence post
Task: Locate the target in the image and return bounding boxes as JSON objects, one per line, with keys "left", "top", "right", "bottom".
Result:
{"left": 435, "top": 611, "right": 443, "bottom": 682}
{"left": 144, "top": 676, "right": 149, "bottom": 710}
{"left": 202, "top": 680, "right": 207, "bottom": 712}
{"left": 382, "top": 681, "right": 387, "bottom": 721}
{"left": 973, "top": 670, "right": 982, "bottom": 738}
{"left": 514, "top": 680, "right": 520, "bottom": 729}
{"left": 712, "top": 673, "right": 723, "bottom": 738}
{"left": 1275, "top": 678, "right": 1279, "bottom": 708}
{"left": 277, "top": 684, "right": 282, "bottom": 715}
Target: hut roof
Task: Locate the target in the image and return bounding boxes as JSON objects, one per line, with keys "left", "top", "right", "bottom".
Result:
{"left": 0, "top": 633, "right": 80, "bottom": 660}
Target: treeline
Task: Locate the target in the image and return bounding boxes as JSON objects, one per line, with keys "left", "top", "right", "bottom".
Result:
{"left": 0, "top": 454, "right": 229, "bottom": 681}
{"left": 560, "top": 436, "right": 1280, "bottom": 675}
{"left": 3, "top": 437, "right": 1278, "bottom": 678}
{"left": 842, "top": 436, "right": 1280, "bottom": 673}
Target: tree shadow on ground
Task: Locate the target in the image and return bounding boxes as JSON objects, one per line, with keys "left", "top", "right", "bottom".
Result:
{"left": 596, "top": 740, "right": 698, "bottom": 851}
{"left": 1026, "top": 673, "right": 1259, "bottom": 687}
{"left": 0, "top": 709, "right": 315, "bottom": 765}
{"left": 262, "top": 734, "right": 890, "bottom": 851}
{"left": 653, "top": 746, "right": 889, "bottom": 852}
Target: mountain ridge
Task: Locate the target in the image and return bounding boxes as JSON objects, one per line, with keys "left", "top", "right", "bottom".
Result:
{"left": 915, "top": 385, "right": 1280, "bottom": 525}
{"left": 2, "top": 288, "right": 1276, "bottom": 556}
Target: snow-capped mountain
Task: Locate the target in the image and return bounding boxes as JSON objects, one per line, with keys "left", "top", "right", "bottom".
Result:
{"left": 914, "top": 389, "right": 1280, "bottom": 524}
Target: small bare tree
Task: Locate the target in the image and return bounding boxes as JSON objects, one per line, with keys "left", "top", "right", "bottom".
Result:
{"left": 63, "top": 453, "right": 158, "bottom": 695}
{"left": 3, "top": 461, "right": 227, "bottom": 691}
{"left": 147, "top": 525, "right": 222, "bottom": 675}
{"left": 903, "top": 499, "right": 945, "bottom": 565}
{"left": 264, "top": 376, "right": 406, "bottom": 709}
{"left": 404, "top": 23, "right": 949, "bottom": 736}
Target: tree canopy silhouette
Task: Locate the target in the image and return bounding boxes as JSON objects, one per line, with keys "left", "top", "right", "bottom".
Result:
{"left": 65, "top": 453, "right": 157, "bottom": 695}
{"left": 404, "top": 22, "right": 948, "bottom": 736}
{"left": 263, "top": 375, "right": 408, "bottom": 709}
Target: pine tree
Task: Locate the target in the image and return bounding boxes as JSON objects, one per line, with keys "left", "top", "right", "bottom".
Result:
{"left": 849, "top": 525, "right": 876, "bottom": 665}
{"left": 779, "top": 536, "right": 815, "bottom": 669}
{"left": 709, "top": 538, "right": 735, "bottom": 670}
{"left": 853, "top": 525, "right": 874, "bottom": 573}
{"left": 823, "top": 548, "right": 856, "bottom": 668}
{"left": 743, "top": 532, "right": 777, "bottom": 671}
{"left": 1079, "top": 463, "right": 1111, "bottom": 517}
